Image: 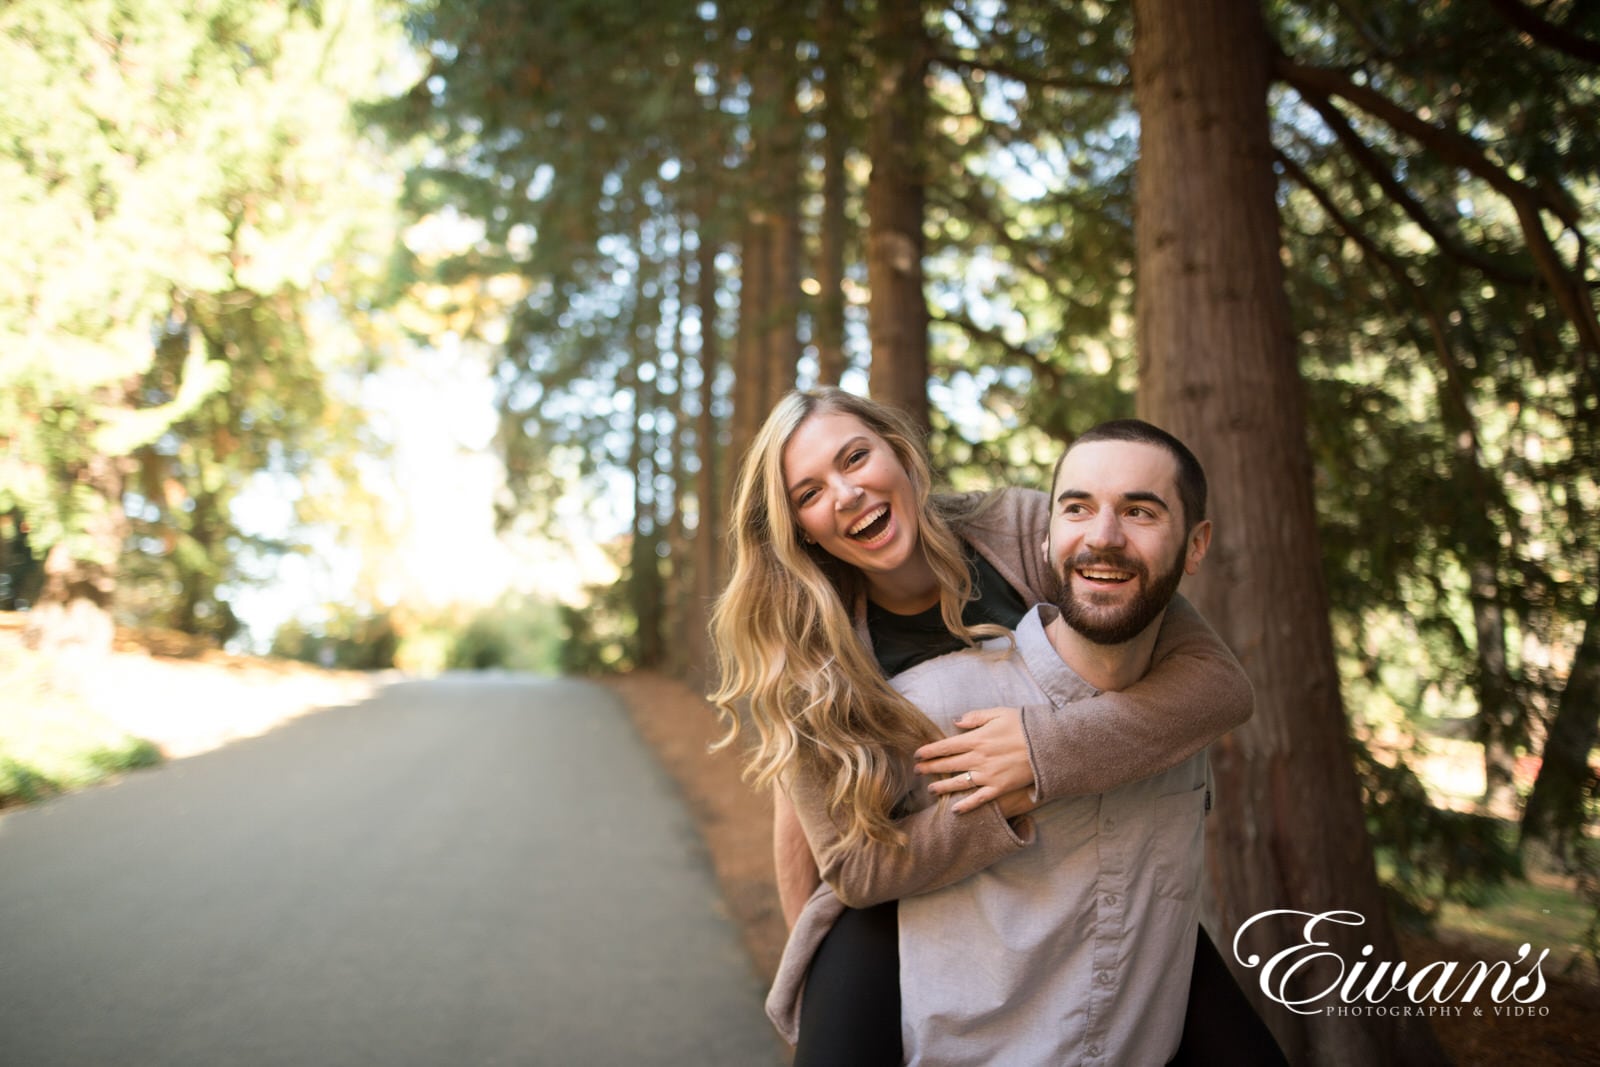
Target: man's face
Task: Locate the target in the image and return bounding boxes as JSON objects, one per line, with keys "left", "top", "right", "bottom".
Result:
{"left": 1044, "top": 439, "right": 1211, "bottom": 646}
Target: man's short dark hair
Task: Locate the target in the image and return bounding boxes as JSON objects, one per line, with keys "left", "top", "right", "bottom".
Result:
{"left": 1052, "top": 419, "right": 1208, "bottom": 530}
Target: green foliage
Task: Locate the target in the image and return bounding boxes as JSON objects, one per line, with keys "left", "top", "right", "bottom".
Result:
{"left": 0, "top": 0, "right": 406, "bottom": 640}
{"left": 1355, "top": 739, "right": 1523, "bottom": 930}
{"left": 558, "top": 587, "right": 636, "bottom": 675}
{"left": 0, "top": 727, "right": 164, "bottom": 809}
{"left": 271, "top": 595, "right": 566, "bottom": 675}
{"left": 271, "top": 606, "right": 401, "bottom": 671}
{"left": 444, "top": 598, "right": 564, "bottom": 674}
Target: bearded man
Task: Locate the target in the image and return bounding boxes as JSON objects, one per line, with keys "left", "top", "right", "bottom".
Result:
{"left": 889, "top": 419, "right": 1228, "bottom": 1065}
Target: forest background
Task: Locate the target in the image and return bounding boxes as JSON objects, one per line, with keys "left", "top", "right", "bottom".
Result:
{"left": 1, "top": 0, "right": 1597, "bottom": 1063}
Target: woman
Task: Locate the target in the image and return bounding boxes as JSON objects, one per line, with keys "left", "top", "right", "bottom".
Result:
{"left": 710, "top": 388, "right": 1272, "bottom": 1064}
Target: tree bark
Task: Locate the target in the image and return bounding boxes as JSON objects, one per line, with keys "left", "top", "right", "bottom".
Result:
{"left": 729, "top": 208, "right": 772, "bottom": 474}
{"left": 689, "top": 196, "right": 724, "bottom": 685}
{"left": 814, "top": 0, "right": 850, "bottom": 387}
{"left": 627, "top": 266, "right": 665, "bottom": 670}
{"left": 1132, "top": 1, "right": 1446, "bottom": 1063}
{"left": 865, "top": 0, "right": 930, "bottom": 431}
{"left": 1471, "top": 562, "right": 1521, "bottom": 814}
{"left": 1523, "top": 612, "right": 1600, "bottom": 858}
{"left": 764, "top": 40, "right": 803, "bottom": 404}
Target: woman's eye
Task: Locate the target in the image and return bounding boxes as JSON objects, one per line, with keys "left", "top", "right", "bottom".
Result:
{"left": 846, "top": 448, "right": 869, "bottom": 466}
{"left": 796, "top": 489, "right": 818, "bottom": 507}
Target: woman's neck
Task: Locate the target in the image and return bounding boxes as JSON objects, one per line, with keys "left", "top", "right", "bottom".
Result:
{"left": 864, "top": 550, "right": 942, "bottom": 616}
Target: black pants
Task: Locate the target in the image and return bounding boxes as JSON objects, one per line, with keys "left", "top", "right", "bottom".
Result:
{"left": 793, "top": 902, "right": 1287, "bottom": 1066}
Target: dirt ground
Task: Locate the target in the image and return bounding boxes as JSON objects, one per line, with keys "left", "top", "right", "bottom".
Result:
{"left": 603, "top": 670, "right": 1600, "bottom": 1067}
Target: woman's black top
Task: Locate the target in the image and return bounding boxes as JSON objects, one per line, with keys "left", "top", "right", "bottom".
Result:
{"left": 865, "top": 548, "right": 1029, "bottom": 676}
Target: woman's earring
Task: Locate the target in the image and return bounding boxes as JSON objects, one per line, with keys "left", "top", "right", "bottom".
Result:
{"left": 802, "top": 532, "right": 816, "bottom": 544}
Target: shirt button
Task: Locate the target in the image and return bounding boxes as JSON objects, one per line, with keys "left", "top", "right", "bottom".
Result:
{"left": 1097, "top": 970, "right": 1113, "bottom": 985}
{"left": 1086, "top": 1045, "right": 1102, "bottom": 1058}
{"left": 1104, "top": 893, "right": 1118, "bottom": 906}
{"left": 1103, "top": 818, "right": 1116, "bottom": 832}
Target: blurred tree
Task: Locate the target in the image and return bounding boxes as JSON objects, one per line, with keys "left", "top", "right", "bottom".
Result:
{"left": 0, "top": 0, "right": 403, "bottom": 649}
{"left": 865, "top": 0, "right": 932, "bottom": 429}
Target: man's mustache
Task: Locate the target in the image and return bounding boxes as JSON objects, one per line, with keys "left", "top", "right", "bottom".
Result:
{"left": 1061, "top": 552, "right": 1148, "bottom": 580}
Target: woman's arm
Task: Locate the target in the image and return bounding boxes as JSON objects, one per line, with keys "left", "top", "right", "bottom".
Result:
{"left": 773, "top": 789, "right": 821, "bottom": 929}
{"left": 783, "top": 759, "right": 1035, "bottom": 909}
{"left": 913, "top": 595, "right": 1252, "bottom": 807}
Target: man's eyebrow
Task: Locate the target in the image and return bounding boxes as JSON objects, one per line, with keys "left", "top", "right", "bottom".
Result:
{"left": 786, "top": 436, "right": 870, "bottom": 496}
{"left": 1054, "top": 488, "right": 1171, "bottom": 511}
{"left": 1122, "top": 490, "right": 1170, "bottom": 510}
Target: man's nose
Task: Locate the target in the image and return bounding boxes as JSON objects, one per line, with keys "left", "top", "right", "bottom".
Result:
{"left": 1084, "top": 510, "right": 1125, "bottom": 547}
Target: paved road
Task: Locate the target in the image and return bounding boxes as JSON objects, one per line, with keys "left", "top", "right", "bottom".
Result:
{"left": 0, "top": 675, "right": 783, "bottom": 1066}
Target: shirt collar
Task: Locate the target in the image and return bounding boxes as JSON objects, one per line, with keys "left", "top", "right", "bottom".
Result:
{"left": 1015, "top": 603, "right": 1100, "bottom": 708}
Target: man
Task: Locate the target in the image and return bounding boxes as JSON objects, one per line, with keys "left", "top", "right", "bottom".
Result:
{"left": 893, "top": 419, "right": 1215, "bottom": 1065}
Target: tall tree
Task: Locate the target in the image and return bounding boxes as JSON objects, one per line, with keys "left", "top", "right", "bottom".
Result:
{"left": 865, "top": 0, "right": 932, "bottom": 428}
{"left": 1131, "top": 0, "right": 1446, "bottom": 1062}
{"left": 813, "top": 0, "right": 851, "bottom": 387}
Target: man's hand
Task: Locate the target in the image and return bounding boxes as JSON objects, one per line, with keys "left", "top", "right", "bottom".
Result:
{"left": 913, "top": 706, "right": 1036, "bottom": 814}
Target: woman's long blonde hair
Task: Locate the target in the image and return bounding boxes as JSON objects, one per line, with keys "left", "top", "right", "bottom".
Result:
{"left": 709, "top": 388, "right": 998, "bottom": 850}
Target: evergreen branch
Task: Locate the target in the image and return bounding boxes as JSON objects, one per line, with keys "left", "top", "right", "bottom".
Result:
{"left": 932, "top": 53, "right": 1130, "bottom": 94}
{"left": 934, "top": 3, "right": 1127, "bottom": 93}
{"left": 926, "top": 185, "right": 1069, "bottom": 299}
{"left": 1278, "top": 150, "right": 1522, "bottom": 533}
{"left": 930, "top": 307, "right": 1064, "bottom": 391}
{"left": 1487, "top": 0, "right": 1600, "bottom": 64}
{"left": 1293, "top": 93, "right": 1533, "bottom": 286}
{"left": 1278, "top": 56, "right": 1600, "bottom": 352}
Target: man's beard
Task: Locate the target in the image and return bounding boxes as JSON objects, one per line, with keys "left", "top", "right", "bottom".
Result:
{"left": 1054, "top": 543, "right": 1187, "bottom": 646}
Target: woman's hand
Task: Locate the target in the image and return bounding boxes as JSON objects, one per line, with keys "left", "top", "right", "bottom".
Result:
{"left": 912, "top": 706, "right": 1036, "bottom": 814}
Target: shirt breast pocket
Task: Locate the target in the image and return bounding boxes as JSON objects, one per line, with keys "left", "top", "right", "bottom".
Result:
{"left": 1150, "top": 782, "right": 1207, "bottom": 901}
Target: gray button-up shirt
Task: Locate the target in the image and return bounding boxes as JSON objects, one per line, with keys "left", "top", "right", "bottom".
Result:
{"left": 894, "top": 605, "right": 1208, "bottom": 1066}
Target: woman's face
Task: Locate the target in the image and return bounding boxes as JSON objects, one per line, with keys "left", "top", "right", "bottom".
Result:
{"left": 781, "top": 410, "right": 921, "bottom": 578}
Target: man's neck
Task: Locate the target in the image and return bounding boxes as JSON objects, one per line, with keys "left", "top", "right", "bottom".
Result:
{"left": 1043, "top": 608, "right": 1165, "bottom": 692}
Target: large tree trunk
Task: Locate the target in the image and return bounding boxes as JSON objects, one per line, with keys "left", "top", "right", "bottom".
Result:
{"left": 1132, "top": 1, "right": 1446, "bottom": 1063}
{"left": 627, "top": 267, "right": 665, "bottom": 670}
{"left": 1471, "top": 562, "right": 1521, "bottom": 814}
{"left": 764, "top": 35, "right": 803, "bottom": 403}
{"left": 689, "top": 207, "right": 723, "bottom": 685}
{"left": 1523, "top": 612, "right": 1600, "bottom": 859}
{"left": 663, "top": 233, "right": 693, "bottom": 679}
{"left": 729, "top": 208, "right": 771, "bottom": 473}
{"left": 814, "top": 0, "right": 850, "bottom": 387}
{"left": 865, "top": 0, "right": 930, "bottom": 430}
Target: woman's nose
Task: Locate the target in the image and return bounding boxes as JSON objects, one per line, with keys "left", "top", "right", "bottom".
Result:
{"left": 832, "top": 481, "right": 865, "bottom": 510}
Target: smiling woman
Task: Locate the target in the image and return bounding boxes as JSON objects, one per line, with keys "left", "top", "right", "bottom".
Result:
{"left": 783, "top": 412, "right": 936, "bottom": 614}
